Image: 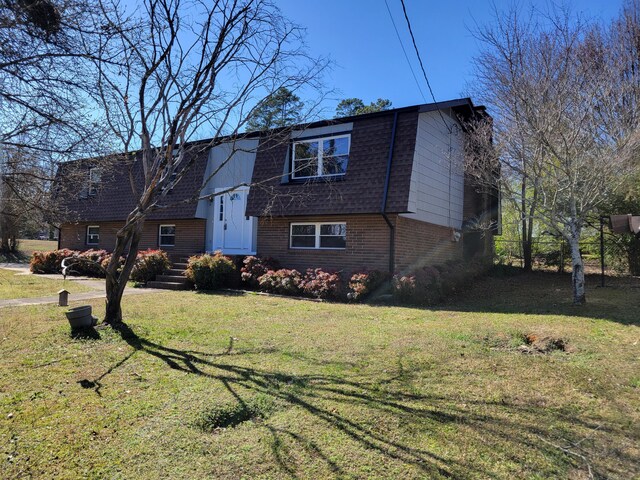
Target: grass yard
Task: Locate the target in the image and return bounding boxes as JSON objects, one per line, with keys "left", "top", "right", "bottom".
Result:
{"left": 0, "top": 268, "right": 95, "bottom": 300}
{"left": 17, "top": 239, "right": 58, "bottom": 255}
{"left": 0, "top": 239, "right": 58, "bottom": 263}
{"left": 0, "top": 272, "right": 638, "bottom": 479}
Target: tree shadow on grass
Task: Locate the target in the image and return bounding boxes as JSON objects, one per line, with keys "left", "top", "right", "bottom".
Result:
{"left": 81, "top": 322, "right": 635, "bottom": 479}
{"left": 70, "top": 327, "right": 101, "bottom": 340}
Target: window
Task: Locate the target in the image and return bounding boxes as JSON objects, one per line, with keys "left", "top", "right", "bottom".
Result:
{"left": 164, "top": 170, "right": 178, "bottom": 194}
{"left": 290, "top": 222, "right": 346, "bottom": 249}
{"left": 88, "top": 167, "right": 101, "bottom": 196}
{"left": 86, "top": 225, "right": 99, "bottom": 245}
{"left": 291, "top": 134, "right": 350, "bottom": 179}
{"left": 159, "top": 224, "right": 175, "bottom": 247}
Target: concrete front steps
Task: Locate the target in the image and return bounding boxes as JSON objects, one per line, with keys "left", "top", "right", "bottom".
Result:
{"left": 146, "top": 262, "right": 191, "bottom": 290}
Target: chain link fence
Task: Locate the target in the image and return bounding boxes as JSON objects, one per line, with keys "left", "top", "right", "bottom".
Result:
{"left": 495, "top": 234, "right": 639, "bottom": 278}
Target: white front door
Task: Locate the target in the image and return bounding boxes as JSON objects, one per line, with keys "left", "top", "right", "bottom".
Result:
{"left": 212, "top": 187, "right": 255, "bottom": 254}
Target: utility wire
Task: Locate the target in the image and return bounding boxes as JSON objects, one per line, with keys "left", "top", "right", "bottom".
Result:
{"left": 383, "top": 0, "right": 427, "bottom": 103}
{"left": 398, "top": 0, "right": 452, "bottom": 134}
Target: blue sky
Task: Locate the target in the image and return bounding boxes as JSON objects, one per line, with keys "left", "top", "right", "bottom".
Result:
{"left": 275, "top": 0, "right": 624, "bottom": 112}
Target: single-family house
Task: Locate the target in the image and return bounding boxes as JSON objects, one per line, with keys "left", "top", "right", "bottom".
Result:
{"left": 56, "top": 97, "right": 499, "bottom": 277}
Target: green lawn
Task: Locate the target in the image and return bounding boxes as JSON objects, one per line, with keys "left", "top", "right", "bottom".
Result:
{"left": 0, "top": 238, "right": 58, "bottom": 263}
{"left": 17, "top": 238, "right": 58, "bottom": 255}
{"left": 0, "top": 272, "right": 638, "bottom": 479}
{"left": 0, "top": 268, "right": 95, "bottom": 300}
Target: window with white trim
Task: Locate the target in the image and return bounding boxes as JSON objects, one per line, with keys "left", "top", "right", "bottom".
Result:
{"left": 86, "top": 225, "right": 99, "bottom": 245}
{"left": 88, "top": 167, "right": 101, "bottom": 196}
{"left": 290, "top": 222, "right": 346, "bottom": 249}
{"left": 291, "top": 134, "right": 350, "bottom": 179}
{"left": 159, "top": 224, "right": 175, "bottom": 247}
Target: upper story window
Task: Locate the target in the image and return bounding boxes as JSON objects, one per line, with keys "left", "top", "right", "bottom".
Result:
{"left": 88, "top": 167, "right": 101, "bottom": 196}
{"left": 291, "top": 134, "right": 350, "bottom": 179}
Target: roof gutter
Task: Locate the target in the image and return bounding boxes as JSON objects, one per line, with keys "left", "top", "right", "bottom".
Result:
{"left": 381, "top": 111, "right": 399, "bottom": 274}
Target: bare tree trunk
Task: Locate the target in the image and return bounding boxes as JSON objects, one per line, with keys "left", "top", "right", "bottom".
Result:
{"left": 629, "top": 237, "right": 640, "bottom": 276}
{"left": 104, "top": 219, "right": 144, "bottom": 325}
{"left": 521, "top": 177, "right": 533, "bottom": 271}
{"left": 567, "top": 224, "right": 586, "bottom": 305}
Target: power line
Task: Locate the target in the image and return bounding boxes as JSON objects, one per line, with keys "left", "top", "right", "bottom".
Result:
{"left": 383, "top": 0, "right": 427, "bottom": 102}
{"left": 398, "top": 0, "right": 451, "bottom": 133}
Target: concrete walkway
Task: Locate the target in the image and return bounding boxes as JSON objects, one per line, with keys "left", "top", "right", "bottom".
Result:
{"left": 0, "top": 263, "right": 161, "bottom": 308}
{"left": 0, "top": 287, "right": 160, "bottom": 308}
{"left": 0, "top": 262, "right": 30, "bottom": 271}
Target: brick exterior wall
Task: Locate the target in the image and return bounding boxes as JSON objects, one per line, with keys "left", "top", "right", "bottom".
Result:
{"left": 59, "top": 219, "right": 206, "bottom": 260}
{"left": 394, "top": 216, "right": 462, "bottom": 273}
{"left": 256, "top": 214, "right": 465, "bottom": 275}
{"left": 257, "top": 214, "right": 394, "bottom": 274}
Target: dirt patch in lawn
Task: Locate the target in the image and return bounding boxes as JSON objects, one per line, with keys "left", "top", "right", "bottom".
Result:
{"left": 517, "top": 333, "right": 574, "bottom": 354}
{"left": 482, "top": 331, "right": 574, "bottom": 354}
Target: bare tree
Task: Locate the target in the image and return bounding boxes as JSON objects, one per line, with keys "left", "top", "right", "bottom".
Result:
{"left": 0, "top": 0, "right": 120, "bottom": 246}
{"left": 471, "top": 3, "right": 640, "bottom": 304}
{"left": 80, "top": 0, "right": 326, "bottom": 324}
{"left": 0, "top": 147, "right": 47, "bottom": 253}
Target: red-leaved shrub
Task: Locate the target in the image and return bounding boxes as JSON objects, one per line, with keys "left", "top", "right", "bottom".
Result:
{"left": 300, "top": 268, "right": 343, "bottom": 299}
{"left": 240, "top": 256, "right": 281, "bottom": 289}
{"left": 257, "top": 269, "right": 302, "bottom": 295}
{"left": 130, "top": 249, "right": 171, "bottom": 283}
{"left": 75, "top": 249, "right": 109, "bottom": 277}
{"left": 392, "top": 265, "right": 442, "bottom": 305}
{"left": 347, "top": 269, "right": 390, "bottom": 301}
{"left": 30, "top": 249, "right": 78, "bottom": 274}
{"left": 100, "top": 253, "right": 125, "bottom": 273}
{"left": 185, "top": 252, "right": 236, "bottom": 290}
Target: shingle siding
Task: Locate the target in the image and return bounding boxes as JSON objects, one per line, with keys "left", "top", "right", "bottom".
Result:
{"left": 246, "top": 110, "right": 419, "bottom": 217}
{"left": 55, "top": 147, "right": 209, "bottom": 223}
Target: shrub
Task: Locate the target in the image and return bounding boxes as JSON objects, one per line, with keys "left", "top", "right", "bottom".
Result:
{"left": 257, "top": 269, "right": 302, "bottom": 296}
{"left": 393, "top": 260, "right": 493, "bottom": 305}
{"left": 347, "top": 269, "right": 390, "bottom": 301}
{"left": 185, "top": 252, "right": 236, "bottom": 290}
{"left": 437, "top": 261, "right": 467, "bottom": 296}
{"left": 30, "top": 248, "right": 78, "bottom": 274}
{"left": 300, "top": 268, "right": 343, "bottom": 300}
{"left": 240, "top": 256, "right": 280, "bottom": 289}
{"left": 100, "top": 253, "right": 125, "bottom": 273}
{"left": 74, "top": 249, "right": 109, "bottom": 277}
{"left": 130, "top": 249, "right": 171, "bottom": 283}
{"left": 392, "top": 265, "right": 442, "bottom": 305}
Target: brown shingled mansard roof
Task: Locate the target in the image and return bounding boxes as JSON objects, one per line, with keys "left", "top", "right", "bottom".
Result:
{"left": 54, "top": 98, "right": 486, "bottom": 222}
{"left": 54, "top": 145, "right": 210, "bottom": 223}
{"left": 245, "top": 98, "right": 487, "bottom": 217}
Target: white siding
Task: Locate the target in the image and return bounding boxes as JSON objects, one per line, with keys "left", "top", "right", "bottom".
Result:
{"left": 403, "top": 110, "right": 464, "bottom": 229}
{"left": 195, "top": 138, "right": 259, "bottom": 251}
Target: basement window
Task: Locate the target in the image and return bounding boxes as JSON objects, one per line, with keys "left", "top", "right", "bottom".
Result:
{"left": 290, "top": 222, "right": 346, "bottom": 249}
{"left": 291, "top": 134, "right": 350, "bottom": 179}
{"left": 159, "top": 224, "right": 176, "bottom": 247}
{"left": 86, "top": 225, "right": 99, "bottom": 245}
